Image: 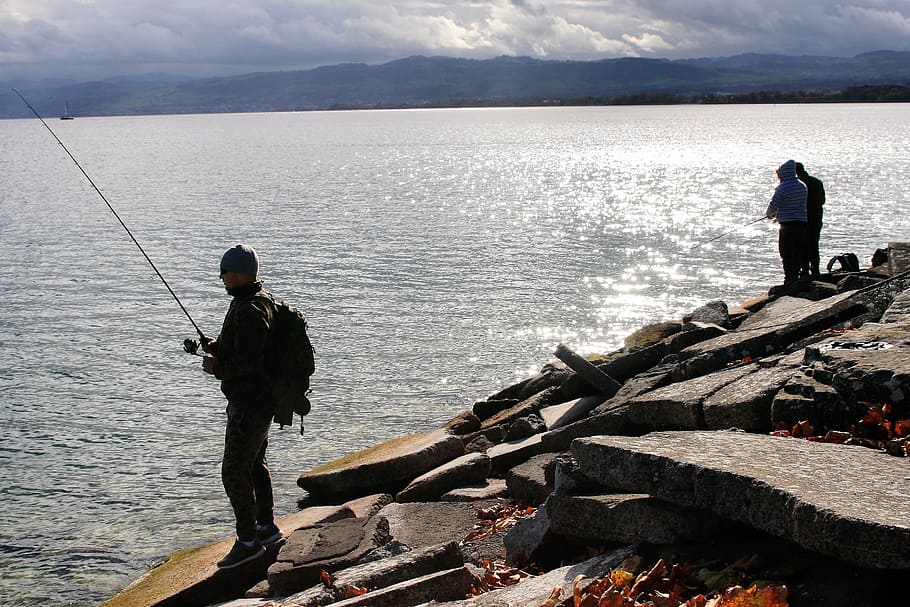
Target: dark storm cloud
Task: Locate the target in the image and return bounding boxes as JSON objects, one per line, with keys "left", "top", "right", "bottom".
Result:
{"left": 2, "top": 1, "right": 908, "bottom": 80}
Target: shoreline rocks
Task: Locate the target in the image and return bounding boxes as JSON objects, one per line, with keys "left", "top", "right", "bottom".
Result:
{"left": 105, "top": 245, "right": 910, "bottom": 607}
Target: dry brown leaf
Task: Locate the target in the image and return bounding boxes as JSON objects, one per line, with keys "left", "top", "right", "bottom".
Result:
{"left": 630, "top": 558, "right": 668, "bottom": 597}
{"left": 713, "top": 584, "right": 788, "bottom": 607}
{"left": 342, "top": 585, "right": 369, "bottom": 598}
{"left": 538, "top": 586, "right": 564, "bottom": 607}
{"left": 609, "top": 568, "right": 635, "bottom": 589}
{"left": 319, "top": 570, "right": 335, "bottom": 588}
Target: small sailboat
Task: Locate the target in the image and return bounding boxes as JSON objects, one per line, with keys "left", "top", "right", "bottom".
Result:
{"left": 60, "top": 99, "right": 74, "bottom": 120}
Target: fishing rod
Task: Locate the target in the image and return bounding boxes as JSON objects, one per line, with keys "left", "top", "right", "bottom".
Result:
{"left": 12, "top": 88, "right": 207, "bottom": 342}
{"left": 688, "top": 215, "right": 768, "bottom": 251}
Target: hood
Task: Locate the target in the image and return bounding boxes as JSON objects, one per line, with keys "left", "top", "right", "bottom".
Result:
{"left": 778, "top": 159, "right": 797, "bottom": 180}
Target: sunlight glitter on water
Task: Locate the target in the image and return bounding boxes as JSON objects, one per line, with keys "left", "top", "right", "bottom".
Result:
{"left": 2, "top": 103, "right": 909, "bottom": 606}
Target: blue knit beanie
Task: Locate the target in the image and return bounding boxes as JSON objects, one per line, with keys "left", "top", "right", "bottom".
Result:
{"left": 220, "top": 243, "right": 259, "bottom": 276}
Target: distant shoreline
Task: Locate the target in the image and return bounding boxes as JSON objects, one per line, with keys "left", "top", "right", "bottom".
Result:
{"left": 328, "top": 84, "right": 910, "bottom": 111}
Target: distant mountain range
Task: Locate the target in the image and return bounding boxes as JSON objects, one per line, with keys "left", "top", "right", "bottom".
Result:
{"left": 3, "top": 51, "right": 910, "bottom": 119}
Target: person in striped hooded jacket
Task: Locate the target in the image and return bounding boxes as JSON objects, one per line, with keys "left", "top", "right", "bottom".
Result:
{"left": 766, "top": 159, "right": 808, "bottom": 283}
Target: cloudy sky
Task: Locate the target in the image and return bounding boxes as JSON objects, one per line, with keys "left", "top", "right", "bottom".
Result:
{"left": 2, "top": 0, "right": 909, "bottom": 82}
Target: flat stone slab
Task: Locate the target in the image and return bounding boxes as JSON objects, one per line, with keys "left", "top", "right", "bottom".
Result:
{"left": 101, "top": 505, "right": 355, "bottom": 607}
{"left": 298, "top": 429, "right": 464, "bottom": 500}
{"left": 539, "top": 395, "right": 605, "bottom": 430}
{"left": 702, "top": 352, "right": 803, "bottom": 431}
{"left": 545, "top": 493, "right": 748, "bottom": 545}
{"left": 268, "top": 516, "right": 388, "bottom": 596}
{"left": 573, "top": 431, "right": 910, "bottom": 569}
{"left": 627, "top": 363, "right": 756, "bottom": 429}
{"left": 378, "top": 500, "right": 509, "bottom": 566}
{"left": 283, "top": 541, "right": 465, "bottom": 607}
{"left": 481, "top": 387, "right": 558, "bottom": 430}
{"left": 377, "top": 501, "right": 506, "bottom": 549}
{"left": 880, "top": 288, "right": 910, "bottom": 323}
{"left": 506, "top": 452, "right": 557, "bottom": 507}
{"left": 627, "top": 351, "right": 804, "bottom": 432}
{"left": 487, "top": 433, "right": 546, "bottom": 471}
{"left": 676, "top": 291, "right": 863, "bottom": 373}
{"left": 539, "top": 402, "right": 634, "bottom": 452}
{"left": 396, "top": 452, "right": 492, "bottom": 502}
{"left": 432, "top": 548, "right": 633, "bottom": 607}
{"left": 441, "top": 479, "right": 509, "bottom": 501}
{"left": 326, "top": 566, "right": 478, "bottom": 607}
{"left": 804, "top": 321, "right": 910, "bottom": 408}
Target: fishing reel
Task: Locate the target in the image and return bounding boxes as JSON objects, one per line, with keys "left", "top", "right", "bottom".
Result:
{"left": 183, "top": 338, "right": 201, "bottom": 356}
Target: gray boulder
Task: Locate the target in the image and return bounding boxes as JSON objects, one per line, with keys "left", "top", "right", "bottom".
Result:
{"left": 504, "top": 414, "right": 546, "bottom": 441}
{"left": 684, "top": 300, "right": 731, "bottom": 329}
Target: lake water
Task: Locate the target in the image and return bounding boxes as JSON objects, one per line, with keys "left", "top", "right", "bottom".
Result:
{"left": 1, "top": 104, "right": 908, "bottom": 605}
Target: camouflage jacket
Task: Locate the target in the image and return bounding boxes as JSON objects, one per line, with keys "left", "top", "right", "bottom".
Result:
{"left": 212, "top": 280, "right": 275, "bottom": 402}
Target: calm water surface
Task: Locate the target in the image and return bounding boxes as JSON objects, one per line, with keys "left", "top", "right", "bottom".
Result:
{"left": 0, "top": 104, "right": 908, "bottom": 605}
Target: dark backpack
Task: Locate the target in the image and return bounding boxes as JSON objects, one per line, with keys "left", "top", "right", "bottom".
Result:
{"left": 259, "top": 295, "right": 315, "bottom": 433}
{"left": 827, "top": 252, "right": 860, "bottom": 273}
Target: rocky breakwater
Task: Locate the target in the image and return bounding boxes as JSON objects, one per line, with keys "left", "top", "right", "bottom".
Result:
{"left": 105, "top": 245, "right": 910, "bottom": 607}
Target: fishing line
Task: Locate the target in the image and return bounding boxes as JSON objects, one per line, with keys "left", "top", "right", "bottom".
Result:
{"left": 12, "top": 88, "right": 207, "bottom": 340}
{"left": 688, "top": 215, "right": 769, "bottom": 251}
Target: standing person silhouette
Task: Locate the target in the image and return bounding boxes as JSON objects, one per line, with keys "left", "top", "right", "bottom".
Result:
{"left": 766, "top": 160, "right": 808, "bottom": 283}
{"left": 201, "top": 243, "right": 283, "bottom": 569}
{"left": 795, "top": 162, "right": 826, "bottom": 276}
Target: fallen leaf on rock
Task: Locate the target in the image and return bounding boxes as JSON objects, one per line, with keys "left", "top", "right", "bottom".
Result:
{"left": 822, "top": 430, "right": 851, "bottom": 444}
{"left": 770, "top": 403, "right": 910, "bottom": 457}
{"left": 538, "top": 585, "right": 563, "bottom": 607}
{"left": 343, "top": 585, "right": 369, "bottom": 598}
{"left": 537, "top": 556, "right": 787, "bottom": 607}
{"left": 630, "top": 558, "right": 669, "bottom": 596}
{"left": 475, "top": 558, "right": 534, "bottom": 591}
{"left": 708, "top": 584, "right": 788, "bottom": 607}
{"left": 463, "top": 504, "right": 536, "bottom": 542}
{"left": 319, "top": 569, "right": 335, "bottom": 588}
{"left": 696, "top": 555, "right": 758, "bottom": 592}
{"left": 609, "top": 567, "right": 635, "bottom": 589}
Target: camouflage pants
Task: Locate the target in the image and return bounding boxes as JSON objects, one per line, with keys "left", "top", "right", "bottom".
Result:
{"left": 222, "top": 399, "right": 275, "bottom": 541}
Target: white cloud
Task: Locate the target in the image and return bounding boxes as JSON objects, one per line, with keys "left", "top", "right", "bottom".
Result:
{"left": 1, "top": 0, "right": 908, "bottom": 81}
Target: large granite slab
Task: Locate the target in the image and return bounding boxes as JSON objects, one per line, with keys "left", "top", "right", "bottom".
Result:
{"left": 545, "top": 493, "right": 750, "bottom": 545}
{"left": 101, "top": 505, "right": 356, "bottom": 607}
{"left": 268, "top": 516, "right": 388, "bottom": 596}
{"left": 396, "top": 452, "right": 492, "bottom": 502}
{"left": 701, "top": 352, "right": 803, "bottom": 431}
{"left": 572, "top": 431, "right": 910, "bottom": 569}
{"left": 432, "top": 548, "right": 633, "bottom": 607}
{"left": 378, "top": 500, "right": 510, "bottom": 566}
{"left": 282, "top": 541, "right": 465, "bottom": 607}
{"left": 879, "top": 288, "right": 910, "bottom": 324}
{"left": 539, "top": 395, "right": 605, "bottom": 430}
{"left": 674, "top": 291, "right": 864, "bottom": 378}
{"left": 298, "top": 429, "right": 464, "bottom": 500}
{"left": 804, "top": 321, "right": 910, "bottom": 409}
{"left": 626, "top": 363, "right": 756, "bottom": 429}
{"left": 506, "top": 452, "right": 557, "bottom": 507}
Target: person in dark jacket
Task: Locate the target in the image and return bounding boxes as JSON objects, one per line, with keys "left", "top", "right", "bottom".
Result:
{"left": 766, "top": 159, "right": 808, "bottom": 283}
{"left": 795, "top": 162, "right": 826, "bottom": 276}
{"left": 201, "top": 243, "right": 282, "bottom": 569}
